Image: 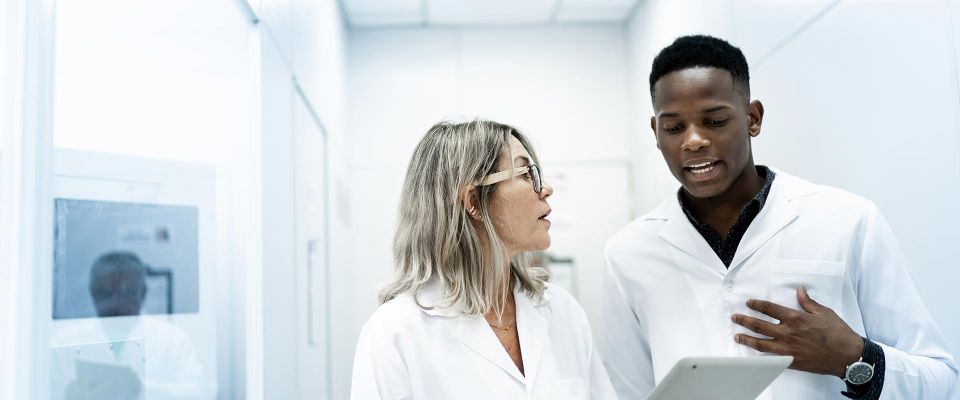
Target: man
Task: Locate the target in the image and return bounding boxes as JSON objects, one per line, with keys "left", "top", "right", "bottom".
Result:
{"left": 602, "top": 35, "right": 958, "bottom": 399}
{"left": 57, "top": 251, "right": 216, "bottom": 399}
{"left": 89, "top": 251, "right": 150, "bottom": 317}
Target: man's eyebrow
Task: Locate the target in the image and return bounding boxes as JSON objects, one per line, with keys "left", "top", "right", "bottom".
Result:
{"left": 701, "top": 105, "right": 731, "bottom": 113}
{"left": 658, "top": 105, "right": 732, "bottom": 119}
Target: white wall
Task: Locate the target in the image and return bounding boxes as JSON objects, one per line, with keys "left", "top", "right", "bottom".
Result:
{"left": 627, "top": 0, "right": 960, "bottom": 389}
{"left": 625, "top": 0, "right": 735, "bottom": 212}
{"left": 344, "top": 24, "right": 636, "bottom": 386}
{"left": 256, "top": 0, "right": 350, "bottom": 399}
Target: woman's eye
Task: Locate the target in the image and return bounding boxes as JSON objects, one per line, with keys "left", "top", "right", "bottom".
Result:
{"left": 522, "top": 172, "right": 533, "bottom": 180}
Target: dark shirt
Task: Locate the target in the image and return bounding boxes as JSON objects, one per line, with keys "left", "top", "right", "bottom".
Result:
{"left": 678, "top": 165, "right": 775, "bottom": 268}
{"left": 678, "top": 165, "right": 884, "bottom": 399}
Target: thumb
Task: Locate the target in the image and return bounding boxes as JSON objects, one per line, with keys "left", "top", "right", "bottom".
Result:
{"left": 797, "top": 286, "right": 821, "bottom": 314}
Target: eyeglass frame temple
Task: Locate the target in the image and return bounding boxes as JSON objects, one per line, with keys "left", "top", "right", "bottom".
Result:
{"left": 477, "top": 166, "right": 529, "bottom": 186}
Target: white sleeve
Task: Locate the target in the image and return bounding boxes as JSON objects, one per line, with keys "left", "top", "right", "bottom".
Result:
{"left": 350, "top": 317, "right": 413, "bottom": 400}
{"left": 588, "top": 343, "right": 618, "bottom": 400}
{"left": 572, "top": 292, "right": 617, "bottom": 400}
{"left": 855, "top": 205, "right": 958, "bottom": 399}
{"left": 601, "top": 244, "right": 655, "bottom": 399}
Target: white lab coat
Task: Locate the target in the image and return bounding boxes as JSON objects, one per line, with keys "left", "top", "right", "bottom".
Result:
{"left": 602, "top": 169, "right": 958, "bottom": 399}
{"left": 51, "top": 316, "right": 216, "bottom": 400}
{"left": 351, "top": 281, "right": 616, "bottom": 399}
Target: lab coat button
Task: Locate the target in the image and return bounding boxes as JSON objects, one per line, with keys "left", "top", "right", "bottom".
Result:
{"left": 724, "top": 281, "right": 734, "bottom": 292}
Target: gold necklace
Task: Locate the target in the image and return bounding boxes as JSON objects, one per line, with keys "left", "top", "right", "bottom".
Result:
{"left": 488, "top": 320, "right": 516, "bottom": 331}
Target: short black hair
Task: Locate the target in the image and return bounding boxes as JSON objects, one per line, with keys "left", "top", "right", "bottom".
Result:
{"left": 649, "top": 35, "right": 750, "bottom": 100}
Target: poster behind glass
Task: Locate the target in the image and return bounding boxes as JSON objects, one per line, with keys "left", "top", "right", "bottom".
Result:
{"left": 52, "top": 198, "right": 200, "bottom": 319}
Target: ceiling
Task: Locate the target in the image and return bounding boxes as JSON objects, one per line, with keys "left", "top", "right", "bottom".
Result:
{"left": 341, "top": 0, "right": 642, "bottom": 27}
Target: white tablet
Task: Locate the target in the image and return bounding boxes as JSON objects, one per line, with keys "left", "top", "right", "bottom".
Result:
{"left": 646, "top": 356, "right": 793, "bottom": 400}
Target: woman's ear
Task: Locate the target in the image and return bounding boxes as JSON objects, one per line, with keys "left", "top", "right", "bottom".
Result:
{"left": 460, "top": 185, "right": 482, "bottom": 221}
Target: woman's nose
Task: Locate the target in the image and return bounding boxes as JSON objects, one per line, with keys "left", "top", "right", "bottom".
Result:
{"left": 540, "top": 182, "right": 553, "bottom": 199}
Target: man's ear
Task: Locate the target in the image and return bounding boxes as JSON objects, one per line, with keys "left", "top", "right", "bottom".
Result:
{"left": 650, "top": 116, "right": 661, "bottom": 150}
{"left": 748, "top": 100, "right": 764, "bottom": 137}
{"left": 460, "top": 185, "right": 481, "bottom": 221}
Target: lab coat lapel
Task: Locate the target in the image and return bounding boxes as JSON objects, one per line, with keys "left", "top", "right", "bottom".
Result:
{"left": 658, "top": 200, "right": 728, "bottom": 275}
{"left": 728, "top": 172, "right": 808, "bottom": 270}
{"left": 453, "top": 312, "right": 527, "bottom": 384}
{"left": 514, "top": 286, "right": 549, "bottom": 394}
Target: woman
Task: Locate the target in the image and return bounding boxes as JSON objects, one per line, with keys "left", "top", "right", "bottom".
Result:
{"left": 351, "top": 120, "right": 615, "bottom": 399}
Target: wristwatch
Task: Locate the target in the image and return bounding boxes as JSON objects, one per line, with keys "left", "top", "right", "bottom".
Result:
{"left": 844, "top": 357, "right": 875, "bottom": 385}
{"left": 841, "top": 337, "right": 884, "bottom": 399}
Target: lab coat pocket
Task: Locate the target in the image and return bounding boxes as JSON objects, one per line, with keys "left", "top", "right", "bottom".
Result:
{"left": 550, "top": 378, "right": 587, "bottom": 399}
{"left": 769, "top": 260, "right": 845, "bottom": 315}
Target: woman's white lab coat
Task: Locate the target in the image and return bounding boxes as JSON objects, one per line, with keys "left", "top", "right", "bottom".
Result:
{"left": 602, "top": 169, "right": 958, "bottom": 399}
{"left": 351, "top": 281, "right": 615, "bottom": 399}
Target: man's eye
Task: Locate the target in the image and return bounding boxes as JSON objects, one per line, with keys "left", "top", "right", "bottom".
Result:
{"left": 663, "top": 125, "right": 682, "bottom": 133}
{"left": 522, "top": 172, "right": 533, "bottom": 180}
{"left": 707, "top": 119, "right": 728, "bottom": 126}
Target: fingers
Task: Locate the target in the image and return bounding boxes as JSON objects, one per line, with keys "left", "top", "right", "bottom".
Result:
{"left": 746, "top": 299, "right": 797, "bottom": 321}
{"left": 731, "top": 313, "right": 783, "bottom": 337}
{"left": 734, "top": 333, "right": 784, "bottom": 355}
{"left": 796, "top": 286, "right": 824, "bottom": 314}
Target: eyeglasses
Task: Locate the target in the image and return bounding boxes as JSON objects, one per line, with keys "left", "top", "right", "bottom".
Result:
{"left": 477, "top": 164, "right": 542, "bottom": 194}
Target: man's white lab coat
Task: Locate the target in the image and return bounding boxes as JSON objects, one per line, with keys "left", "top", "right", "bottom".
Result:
{"left": 351, "top": 281, "right": 615, "bottom": 399}
{"left": 602, "top": 169, "right": 958, "bottom": 399}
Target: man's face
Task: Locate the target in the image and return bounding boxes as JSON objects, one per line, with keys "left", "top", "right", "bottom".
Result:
{"left": 90, "top": 270, "right": 145, "bottom": 317}
{"left": 650, "top": 67, "right": 763, "bottom": 199}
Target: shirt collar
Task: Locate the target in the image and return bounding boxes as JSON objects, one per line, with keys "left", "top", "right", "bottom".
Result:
{"left": 677, "top": 165, "right": 776, "bottom": 221}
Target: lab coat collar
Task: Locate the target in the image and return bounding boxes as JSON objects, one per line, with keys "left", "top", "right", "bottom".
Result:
{"left": 414, "top": 280, "right": 462, "bottom": 317}
{"left": 513, "top": 282, "right": 550, "bottom": 392}
{"left": 417, "top": 278, "right": 552, "bottom": 388}
{"left": 653, "top": 168, "right": 821, "bottom": 275}
{"left": 414, "top": 276, "right": 552, "bottom": 317}
{"left": 728, "top": 169, "right": 824, "bottom": 268}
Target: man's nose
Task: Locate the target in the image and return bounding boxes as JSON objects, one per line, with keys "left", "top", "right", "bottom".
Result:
{"left": 681, "top": 127, "right": 710, "bottom": 152}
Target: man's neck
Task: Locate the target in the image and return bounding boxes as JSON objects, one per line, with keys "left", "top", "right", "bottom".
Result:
{"left": 682, "top": 165, "right": 763, "bottom": 236}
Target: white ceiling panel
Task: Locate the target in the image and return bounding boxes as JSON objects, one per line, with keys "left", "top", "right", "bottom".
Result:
{"left": 558, "top": 0, "right": 636, "bottom": 8}
{"left": 342, "top": 0, "right": 422, "bottom": 14}
{"left": 426, "top": 0, "right": 557, "bottom": 25}
{"left": 348, "top": 11, "right": 424, "bottom": 27}
{"left": 555, "top": 0, "right": 637, "bottom": 22}
{"left": 343, "top": 0, "right": 642, "bottom": 27}
{"left": 554, "top": 6, "right": 633, "bottom": 22}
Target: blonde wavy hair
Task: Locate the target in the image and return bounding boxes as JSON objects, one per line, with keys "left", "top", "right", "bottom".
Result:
{"left": 379, "top": 120, "right": 549, "bottom": 318}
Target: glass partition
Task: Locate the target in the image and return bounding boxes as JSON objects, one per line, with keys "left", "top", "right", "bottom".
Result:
{"left": 46, "top": 0, "right": 257, "bottom": 398}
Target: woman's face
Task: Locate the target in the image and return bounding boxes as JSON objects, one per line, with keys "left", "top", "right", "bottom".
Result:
{"left": 487, "top": 136, "right": 554, "bottom": 256}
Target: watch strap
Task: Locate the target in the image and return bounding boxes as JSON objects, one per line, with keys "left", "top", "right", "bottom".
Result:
{"left": 842, "top": 337, "right": 886, "bottom": 399}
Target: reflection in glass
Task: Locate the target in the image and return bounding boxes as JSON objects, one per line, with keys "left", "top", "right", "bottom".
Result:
{"left": 89, "top": 252, "right": 148, "bottom": 317}
{"left": 51, "top": 340, "right": 146, "bottom": 400}
{"left": 53, "top": 199, "right": 199, "bottom": 319}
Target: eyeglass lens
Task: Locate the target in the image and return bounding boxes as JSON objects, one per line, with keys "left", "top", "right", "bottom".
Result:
{"left": 530, "top": 164, "right": 542, "bottom": 194}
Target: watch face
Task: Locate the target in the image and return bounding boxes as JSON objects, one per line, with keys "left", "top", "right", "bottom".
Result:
{"left": 846, "top": 362, "right": 874, "bottom": 385}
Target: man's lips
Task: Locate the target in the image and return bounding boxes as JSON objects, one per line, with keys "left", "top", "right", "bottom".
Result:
{"left": 683, "top": 159, "right": 721, "bottom": 171}
{"left": 682, "top": 160, "right": 723, "bottom": 181}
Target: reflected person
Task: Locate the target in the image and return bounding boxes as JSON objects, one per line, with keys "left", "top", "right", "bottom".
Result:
{"left": 89, "top": 252, "right": 149, "bottom": 317}
{"left": 73, "top": 251, "right": 215, "bottom": 400}
{"left": 351, "top": 120, "right": 616, "bottom": 398}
